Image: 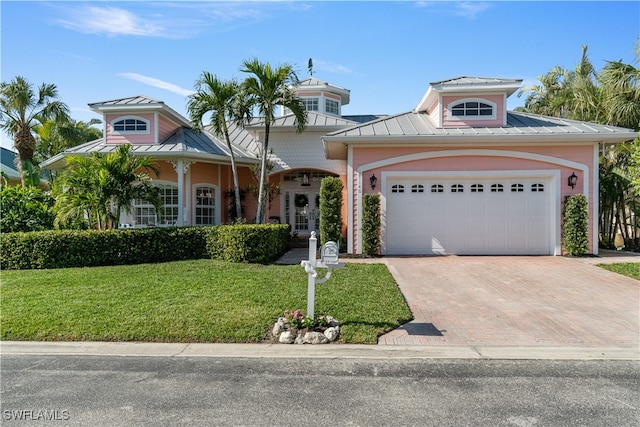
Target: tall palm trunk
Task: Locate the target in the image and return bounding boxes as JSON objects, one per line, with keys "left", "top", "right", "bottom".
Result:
{"left": 255, "top": 122, "right": 270, "bottom": 224}
{"left": 14, "top": 125, "right": 36, "bottom": 186}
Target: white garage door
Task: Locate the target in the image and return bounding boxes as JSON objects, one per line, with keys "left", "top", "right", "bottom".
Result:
{"left": 385, "top": 176, "right": 552, "bottom": 255}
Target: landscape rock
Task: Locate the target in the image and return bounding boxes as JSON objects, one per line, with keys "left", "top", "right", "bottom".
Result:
{"left": 272, "top": 317, "right": 286, "bottom": 337}
{"left": 294, "top": 333, "right": 305, "bottom": 345}
{"left": 303, "top": 331, "right": 328, "bottom": 344}
{"left": 278, "top": 330, "right": 296, "bottom": 344}
{"left": 323, "top": 326, "right": 340, "bottom": 342}
{"left": 324, "top": 315, "right": 341, "bottom": 327}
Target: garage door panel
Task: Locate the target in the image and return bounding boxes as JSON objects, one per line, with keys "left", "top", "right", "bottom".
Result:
{"left": 386, "top": 176, "right": 552, "bottom": 255}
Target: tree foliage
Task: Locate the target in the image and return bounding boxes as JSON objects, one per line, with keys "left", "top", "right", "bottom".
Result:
{"left": 239, "top": 58, "right": 307, "bottom": 223}
{"left": 319, "top": 176, "right": 343, "bottom": 246}
{"left": 563, "top": 194, "right": 589, "bottom": 256}
{"left": 53, "top": 144, "right": 160, "bottom": 229}
{"left": 0, "top": 185, "right": 55, "bottom": 232}
{"left": 0, "top": 76, "right": 69, "bottom": 186}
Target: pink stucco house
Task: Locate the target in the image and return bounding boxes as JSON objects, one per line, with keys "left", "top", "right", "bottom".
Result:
{"left": 42, "top": 76, "right": 636, "bottom": 256}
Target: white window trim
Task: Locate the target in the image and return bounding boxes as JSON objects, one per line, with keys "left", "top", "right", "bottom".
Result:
{"left": 446, "top": 98, "right": 497, "bottom": 121}
{"left": 110, "top": 115, "right": 151, "bottom": 135}
{"left": 192, "top": 183, "right": 220, "bottom": 226}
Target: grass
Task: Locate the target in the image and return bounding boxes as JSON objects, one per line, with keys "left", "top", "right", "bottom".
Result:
{"left": 0, "top": 259, "right": 412, "bottom": 344}
{"left": 598, "top": 262, "right": 640, "bottom": 280}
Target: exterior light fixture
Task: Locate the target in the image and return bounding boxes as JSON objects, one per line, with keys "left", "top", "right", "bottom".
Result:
{"left": 568, "top": 172, "right": 578, "bottom": 189}
{"left": 301, "top": 172, "right": 310, "bottom": 186}
{"left": 369, "top": 173, "right": 377, "bottom": 190}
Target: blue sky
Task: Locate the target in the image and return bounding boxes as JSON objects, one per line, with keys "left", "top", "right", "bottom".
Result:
{"left": 1, "top": 1, "right": 639, "bottom": 150}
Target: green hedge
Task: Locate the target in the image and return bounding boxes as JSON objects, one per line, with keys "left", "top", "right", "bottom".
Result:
{"left": 319, "top": 177, "right": 343, "bottom": 246}
{"left": 362, "top": 194, "right": 381, "bottom": 256}
{"left": 206, "top": 224, "right": 290, "bottom": 263}
{"left": 1, "top": 224, "right": 290, "bottom": 269}
{"left": 563, "top": 194, "right": 589, "bottom": 256}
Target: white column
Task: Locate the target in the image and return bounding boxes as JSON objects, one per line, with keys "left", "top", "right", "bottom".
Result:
{"left": 177, "top": 159, "right": 184, "bottom": 226}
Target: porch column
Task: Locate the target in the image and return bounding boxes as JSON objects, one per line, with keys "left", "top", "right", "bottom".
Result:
{"left": 176, "top": 159, "right": 184, "bottom": 226}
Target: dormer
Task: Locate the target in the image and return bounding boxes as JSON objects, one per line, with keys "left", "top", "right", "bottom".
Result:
{"left": 283, "top": 78, "right": 350, "bottom": 117}
{"left": 414, "top": 77, "right": 522, "bottom": 128}
{"left": 89, "top": 96, "right": 191, "bottom": 145}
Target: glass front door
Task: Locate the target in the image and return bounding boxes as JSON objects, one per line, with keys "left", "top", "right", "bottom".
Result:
{"left": 287, "top": 190, "right": 320, "bottom": 236}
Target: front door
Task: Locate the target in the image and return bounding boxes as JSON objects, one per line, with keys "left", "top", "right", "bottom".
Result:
{"left": 286, "top": 190, "right": 320, "bottom": 236}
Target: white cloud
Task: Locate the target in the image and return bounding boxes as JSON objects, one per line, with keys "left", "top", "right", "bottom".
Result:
{"left": 58, "top": 6, "right": 168, "bottom": 37}
{"left": 119, "top": 73, "right": 195, "bottom": 97}
{"left": 313, "top": 59, "right": 354, "bottom": 75}
{"left": 414, "top": 1, "right": 492, "bottom": 19}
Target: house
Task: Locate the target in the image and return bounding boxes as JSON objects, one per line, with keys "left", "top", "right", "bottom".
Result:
{"left": 1, "top": 147, "right": 21, "bottom": 186}
{"left": 41, "top": 76, "right": 637, "bottom": 255}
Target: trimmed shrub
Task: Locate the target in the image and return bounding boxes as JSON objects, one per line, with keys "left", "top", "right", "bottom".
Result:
{"left": 206, "top": 224, "right": 290, "bottom": 263}
{"left": 362, "top": 194, "right": 381, "bottom": 256}
{"left": 319, "top": 177, "right": 343, "bottom": 246}
{"left": 563, "top": 194, "right": 589, "bottom": 256}
{"left": 0, "top": 227, "right": 211, "bottom": 270}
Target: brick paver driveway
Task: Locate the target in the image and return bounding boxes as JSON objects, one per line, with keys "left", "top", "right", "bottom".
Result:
{"left": 378, "top": 256, "right": 639, "bottom": 348}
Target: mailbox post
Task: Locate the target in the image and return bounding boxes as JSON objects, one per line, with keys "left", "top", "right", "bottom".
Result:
{"left": 300, "top": 231, "right": 344, "bottom": 320}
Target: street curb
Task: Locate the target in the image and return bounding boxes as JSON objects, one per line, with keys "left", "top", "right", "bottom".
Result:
{"left": 1, "top": 341, "right": 638, "bottom": 361}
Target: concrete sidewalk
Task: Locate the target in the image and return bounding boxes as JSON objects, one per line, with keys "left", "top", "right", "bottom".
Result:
{"left": 1, "top": 341, "right": 637, "bottom": 360}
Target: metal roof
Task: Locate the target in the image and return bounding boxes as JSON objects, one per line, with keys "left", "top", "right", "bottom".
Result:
{"left": 247, "top": 111, "right": 357, "bottom": 129}
{"left": 88, "top": 95, "right": 191, "bottom": 127}
{"left": 40, "top": 127, "right": 258, "bottom": 171}
{"left": 430, "top": 76, "right": 523, "bottom": 87}
{"left": 295, "top": 78, "right": 350, "bottom": 105}
{"left": 0, "top": 147, "right": 20, "bottom": 179}
{"left": 323, "top": 110, "right": 638, "bottom": 159}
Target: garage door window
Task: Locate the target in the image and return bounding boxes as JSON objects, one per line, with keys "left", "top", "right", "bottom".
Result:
{"left": 471, "top": 184, "right": 484, "bottom": 193}
{"left": 431, "top": 184, "right": 444, "bottom": 193}
{"left": 392, "top": 184, "right": 404, "bottom": 193}
{"left": 531, "top": 183, "right": 545, "bottom": 192}
{"left": 411, "top": 184, "right": 424, "bottom": 193}
{"left": 451, "top": 184, "right": 464, "bottom": 193}
{"left": 491, "top": 184, "right": 504, "bottom": 192}
{"left": 511, "top": 184, "right": 524, "bottom": 192}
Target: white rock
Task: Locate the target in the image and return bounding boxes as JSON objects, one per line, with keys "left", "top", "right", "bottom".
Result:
{"left": 295, "top": 333, "right": 305, "bottom": 345}
{"left": 324, "top": 315, "right": 341, "bottom": 327}
{"left": 303, "top": 331, "right": 328, "bottom": 344}
{"left": 278, "top": 330, "right": 296, "bottom": 344}
{"left": 272, "top": 317, "right": 286, "bottom": 337}
{"left": 324, "top": 326, "right": 340, "bottom": 342}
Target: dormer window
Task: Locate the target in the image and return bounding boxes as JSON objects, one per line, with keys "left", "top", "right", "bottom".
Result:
{"left": 325, "top": 99, "right": 339, "bottom": 115}
{"left": 111, "top": 116, "right": 149, "bottom": 133}
{"left": 448, "top": 98, "right": 496, "bottom": 120}
{"left": 302, "top": 98, "right": 319, "bottom": 112}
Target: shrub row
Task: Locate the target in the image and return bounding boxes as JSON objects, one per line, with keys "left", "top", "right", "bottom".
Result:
{"left": 1, "top": 224, "right": 291, "bottom": 270}
{"left": 206, "top": 224, "right": 290, "bottom": 264}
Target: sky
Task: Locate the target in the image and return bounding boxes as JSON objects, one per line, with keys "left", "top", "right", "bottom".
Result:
{"left": 1, "top": 1, "right": 639, "bottom": 151}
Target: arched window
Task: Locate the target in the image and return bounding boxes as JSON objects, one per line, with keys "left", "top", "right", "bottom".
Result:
{"left": 511, "top": 183, "right": 524, "bottom": 193}
{"left": 491, "top": 184, "right": 504, "bottom": 193}
{"left": 411, "top": 184, "right": 424, "bottom": 193}
{"left": 448, "top": 98, "right": 496, "bottom": 120}
{"left": 451, "top": 184, "right": 464, "bottom": 193}
{"left": 431, "top": 184, "right": 444, "bottom": 193}
{"left": 531, "top": 183, "right": 545, "bottom": 192}
{"left": 194, "top": 186, "right": 216, "bottom": 225}
{"left": 111, "top": 116, "right": 149, "bottom": 133}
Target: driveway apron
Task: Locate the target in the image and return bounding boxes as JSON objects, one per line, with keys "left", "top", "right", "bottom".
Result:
{"left": 378, "top": 256, "right": 640, "bottom": 348}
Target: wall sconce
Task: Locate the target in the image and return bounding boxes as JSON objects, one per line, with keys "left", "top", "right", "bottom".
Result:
{"left": 568, "top": 172, "right": 578, "bottom": 189}
{"left": 369, "top": 173, "right": 377, "bottom": 190}
{"left": 301, "top": 172, "right": 310, "bottom": 186}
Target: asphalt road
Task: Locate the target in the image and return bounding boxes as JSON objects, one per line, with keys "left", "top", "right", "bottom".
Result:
{"left": 1, "top": 355, "right": 638, "bottom": 426}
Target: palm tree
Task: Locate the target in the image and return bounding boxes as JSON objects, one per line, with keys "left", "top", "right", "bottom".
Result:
{"left": 54, "top": 144, "right": 160, "bottom": 229}
{"left": 34, "top": 117, "right": 102, "bottom": 183}
{"left": 187, "top": 72, "right": 243, "bottom": 220}
{"left": 0, "top": 76, "right": 69, "bottom": 186}
{"left": 239, "top": 58, "right": 307, "bottom": 224}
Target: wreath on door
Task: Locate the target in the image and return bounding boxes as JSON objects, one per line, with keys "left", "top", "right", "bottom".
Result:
{"left": 294, "top": 194, "right": 309, "bottom": 208}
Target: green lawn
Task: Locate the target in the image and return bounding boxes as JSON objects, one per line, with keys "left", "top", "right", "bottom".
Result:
{"left": 599, "top": 262, "right": 640, "bottom": 280}
{"left": 1, "top": 260, "right": 412, "bottom": 344}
